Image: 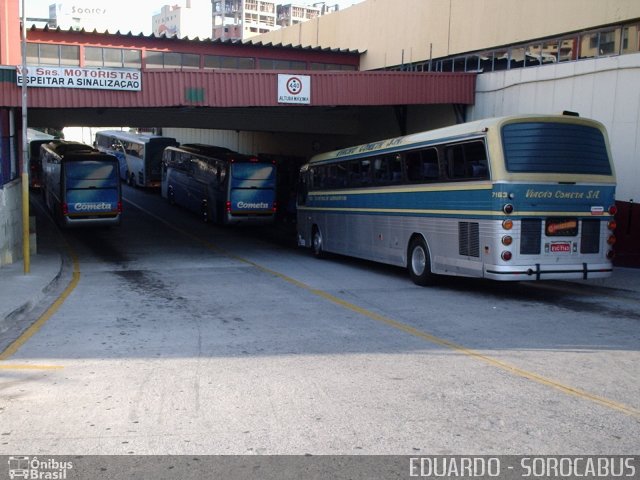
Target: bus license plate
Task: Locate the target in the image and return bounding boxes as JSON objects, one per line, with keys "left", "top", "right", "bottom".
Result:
{"left": 550, "top": 242, "right": 571, "bottom": 253}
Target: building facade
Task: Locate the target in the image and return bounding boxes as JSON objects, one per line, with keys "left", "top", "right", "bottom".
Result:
{"left": 277, "top": 4, "right": 320, "bottom": 28}
{"left": 152, "top": 1, "right": 213, "bottom": 39}
{"left": 253, "top": 0, "right": 640, "bottom": 266}
{"left": 213, "top": 0, "right": 278, "bottom": 40}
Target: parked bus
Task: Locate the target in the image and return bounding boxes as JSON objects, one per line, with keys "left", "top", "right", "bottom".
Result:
{"left": 41, "top": 140, "right": 122, "bottom": 227}
{"left": 94, "top": 130, "right": 178, "bottom": 188}
{"left": 27, "top": 128, "right": 56, "bottom": 189}
{"left": 297, "top": 113, "right": 617, "bottom": 285}
{"left": 161, "top": 143, "right": 277, "bottom": 225}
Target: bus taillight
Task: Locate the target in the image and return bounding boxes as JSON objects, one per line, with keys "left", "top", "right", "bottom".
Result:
{"left": 117, "top": 201, "right": 123, "bottom": 213}
{"left": 608, "top": 205, "right": 618, "bottom": 215}
{"left": 62, "top": 203, "right": 68, "bottom": 215}
{"left": 607, "top": 249, "right": 615, "bottom": 260}
{"left": 272, "top": 201, "right": 277, "bottom": 213}
{"left": 503, "top": 204, "right": 514, "bottom": 214}
{"left": 225, "top": 201, "right": 231, "bottom": 212}
{"left": 502, "top": 219, "right": 513, "bottom": 230}
{"left": 607, "top": 220, "right": 617, "bottom": 231}
{"left": 501, "top": 251, "right": 512, "bottom": 261}
{"left": 607, "top": 235, "right": 616, "bottom": 246}
{"left": 501, "top": 235, "right": 513, "bottom": 246}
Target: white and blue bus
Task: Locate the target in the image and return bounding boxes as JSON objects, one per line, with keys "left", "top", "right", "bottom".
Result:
{"left": 94, "top": 130, "right": 178, "bottom": 188}
{"left": 161, "top": 143, "right": 277, "bottom": 225}
{"left": 41, "top": 140, "right": 122, "bottom": 227}
{"left": 297, "top": 113, "right": 617, "bottom": 285}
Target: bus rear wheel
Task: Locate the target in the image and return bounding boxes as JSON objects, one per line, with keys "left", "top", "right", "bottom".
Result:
{"left": 312, "top": 226, "right": 325, "bottom": 258}
{"left": 408, "top": 237, "right": 435, "bottom": 286}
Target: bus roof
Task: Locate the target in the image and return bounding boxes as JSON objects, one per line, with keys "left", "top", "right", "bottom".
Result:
{"left": 96, "top": 130, "right": 177, "bottom": 144}
{"left": 307, "top": 113, "right": 607, "bottom": 166}
{"left": 42, "top": 140, "right": 97, "bottom": 157}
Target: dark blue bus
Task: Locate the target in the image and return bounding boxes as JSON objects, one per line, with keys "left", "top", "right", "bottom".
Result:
{"left": 41, "top": 140, "right": 122, "bottom": 227}
{"left": 161, "top": 143, "right": 277, "bottom": 225}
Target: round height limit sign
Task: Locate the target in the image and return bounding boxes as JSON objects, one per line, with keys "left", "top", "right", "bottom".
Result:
{"left": 278, "top": 74, "right": 311, "bottom": 104}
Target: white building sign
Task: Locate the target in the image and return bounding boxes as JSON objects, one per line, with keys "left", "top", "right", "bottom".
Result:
{"left": 16, "top": 66, "right": 142, "bottom": 91}
{"left": 277, "top": 74, "right": 310, "bottom": 104}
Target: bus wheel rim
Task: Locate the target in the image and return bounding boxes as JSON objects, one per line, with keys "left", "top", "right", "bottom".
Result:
{"left": 313, "top": 231, "right": 322, "bottom": 253}
{"left": 412, "top": 246, "right": 426, "bottom": 275}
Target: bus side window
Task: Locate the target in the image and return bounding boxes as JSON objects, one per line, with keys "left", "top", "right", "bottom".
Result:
{"left": 406, "top": 148, "right": 439, "bottom": 182}
{"left": 373, "top": 154, "right": 402, "bottom": 185}
{"left": 465, "top": 140, "right": 489, "bottom": 179}
{"left": 446, "top": 140, "right": 488, "bottom": 180}
{"left": 447, "top": 144, "right": 466, "bottom": 179}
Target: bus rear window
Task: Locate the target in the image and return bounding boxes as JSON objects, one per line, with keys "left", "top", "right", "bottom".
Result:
{"left": 232, "top": 163, "right": 275, "bottom": 180}
{"left": 502, "top": 122, "right": 612, "bottom": 175}
{"left": 66, "top": 161, "right": 118, "bottom": 188}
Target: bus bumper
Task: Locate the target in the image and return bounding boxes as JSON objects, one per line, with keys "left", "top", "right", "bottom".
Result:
{"left": 483, "top": 262, "right": 613, "bottom": 281}
{"left": 63, "top": 214, "right": 122, "bottom": 228}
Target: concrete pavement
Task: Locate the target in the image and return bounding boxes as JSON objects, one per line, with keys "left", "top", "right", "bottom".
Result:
{"left": 1, "top": 239, "right": 638, "bottom": 356}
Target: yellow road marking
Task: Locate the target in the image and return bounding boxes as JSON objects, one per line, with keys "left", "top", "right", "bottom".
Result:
{"left": 0, "top": 246, "right": 80, "bottom": 362}
{"left": 0, "top": 364, "right": 64, "bottom": 370}
{"left": 128, "top": 197, "right": 640, "bottom": 419}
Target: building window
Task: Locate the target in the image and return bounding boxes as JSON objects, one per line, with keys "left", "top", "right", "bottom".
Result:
{"left": 85, "top": 47, "right": 141, "bottom": 68}
{"left": 204, "top": 55, "right": 255, "bottom": 69}
{"left": 146, "top": 51, "right": 203, "bottom": 69}
{"left": 622, "top": 25, "right": 640, "bottom": 54}
{"left": 391, "top": 20, "right": 638, "bottom": 75}
{"left": 26, "top": 43, "right": 80, "bottom": 66}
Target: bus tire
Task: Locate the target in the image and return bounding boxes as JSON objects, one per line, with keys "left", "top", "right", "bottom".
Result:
{"left": 312, "top": 226, "right": 325, "bottom": 258}
{"left": 408, "top": 236, "right": 435, "bottom": 286}
{"left": 201, "top": 199, "right": 209, "bottom": 223}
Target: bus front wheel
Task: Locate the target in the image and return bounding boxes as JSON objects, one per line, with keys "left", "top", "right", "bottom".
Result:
{"left": 408, "top": 237, "right": 435, "bottom": 286}
{"left": 312, "top": 227, "right": 325, "bottom": 258}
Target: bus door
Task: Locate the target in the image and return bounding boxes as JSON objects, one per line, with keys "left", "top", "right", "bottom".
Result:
{"left": 145, "top": 141, "right": 169, "bottom": 188}
{"left": 28, "top": 139, "right": 52, "bottom": 188}
{"left": 107, "top": 139, "right": 128, "bottom": 182}
{"left": 63, "top": 157, "right": 121, "bottom": 225}
{"left": 228, "top": 161, "right": 276, "bottom": 220}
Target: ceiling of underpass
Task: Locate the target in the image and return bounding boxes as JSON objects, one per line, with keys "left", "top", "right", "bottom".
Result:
{"left": 26, "top": 104, "right": 462, "bottom": 142}
{"left": 27, "top": 106, "right": 364, "bottom": 135}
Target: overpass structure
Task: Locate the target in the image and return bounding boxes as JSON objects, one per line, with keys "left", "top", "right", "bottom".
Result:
{"left": 0, "top": 0, "right": 475, "bottom": 265}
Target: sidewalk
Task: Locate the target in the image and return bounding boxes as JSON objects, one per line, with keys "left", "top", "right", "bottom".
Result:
{"left": 0, "top": 252, "right": 64, "bottom": 346}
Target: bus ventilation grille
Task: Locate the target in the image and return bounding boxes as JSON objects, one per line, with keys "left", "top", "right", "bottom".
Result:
{"left": 459, "top": 222, "right": 480, "bottom": 257}
{"left": 520, "top": 219, "right": 542, "bottom": 254}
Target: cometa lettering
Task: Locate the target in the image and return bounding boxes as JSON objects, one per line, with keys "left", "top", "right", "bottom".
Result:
{"left": 236, "top": 201, "right": 269, "bottom": 209}
{"left": 73, "top": 202, "right": 113, "bottom": 211}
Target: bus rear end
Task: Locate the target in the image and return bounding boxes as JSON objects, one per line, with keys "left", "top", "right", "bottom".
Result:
{"left": 225, "top": 158, "right": 276, "bottom": 224}
{"left": 62, "top": 153, "right": 122, "bottom": 227}
{"left": 486, "top": 116, "right": 616, "bottom": 280}
{"left": 145, "top": 138, "right": 179, "bottom": 188}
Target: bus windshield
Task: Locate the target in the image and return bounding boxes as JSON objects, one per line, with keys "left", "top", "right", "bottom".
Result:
{"left": 501, "top": 122, "right": 612, "bottom": 175}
